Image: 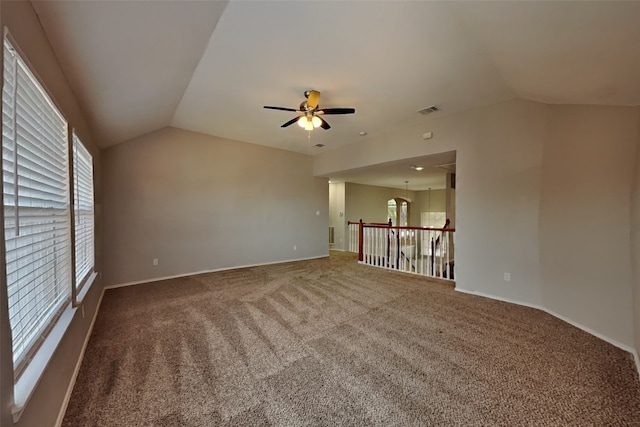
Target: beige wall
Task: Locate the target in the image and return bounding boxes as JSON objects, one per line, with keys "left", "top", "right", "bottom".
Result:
{"left": 539, "top": 105, "right": 639, "bottom": 346}
{"left": 315, "top": 98, "right": 640, "bottom": 349}
{"left": 414, "top": 189, "right": 447, "bottom": 226}
{"left": 329, "top": 182, "right": 346, "bottom": 250}
{"left": 345, "top": 182, "right": 418, "bottom": 225}
{"left": 0, "top": 1, "right": 103, "bottom": 426}
{"left": 101, "top": 127, "right": 328, "bottom": 286}
{"left": 631, "top": 116, "right": 640, "bottom": 358}
{"left": 334, "top": 185, "right": 448, "bottom": 252}
{"left": 317, "top": 99, "right": 546, "bottom": 308}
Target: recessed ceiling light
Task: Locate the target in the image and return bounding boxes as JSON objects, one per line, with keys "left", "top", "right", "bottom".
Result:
{"left": 410, "top": 165, "right": 424, "bottom": 171}
{"left": 359, "top": 131, "right": 367, "bottom": 136}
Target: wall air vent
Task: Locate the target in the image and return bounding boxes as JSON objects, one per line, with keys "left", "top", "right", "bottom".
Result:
{"left": 417, "top": 105, "right": 440, "bottom": 115}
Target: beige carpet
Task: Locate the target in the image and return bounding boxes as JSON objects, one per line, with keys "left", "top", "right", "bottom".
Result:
{"left": 63, "top": 251, "right": 640, "bottom": 426}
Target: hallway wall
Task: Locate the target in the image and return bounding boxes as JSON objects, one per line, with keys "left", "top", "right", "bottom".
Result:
{"left": 315, "top": 99, "right": 640, "bottom": 349}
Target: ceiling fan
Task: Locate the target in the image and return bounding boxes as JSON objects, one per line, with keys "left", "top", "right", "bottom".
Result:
{"left": 264, "top": 90, "right": 355, "bottom": 131}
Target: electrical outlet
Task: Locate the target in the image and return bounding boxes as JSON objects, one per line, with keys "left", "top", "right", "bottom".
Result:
{"left": 153, "top": 258, "right": 158, "bottom": 266}
{"left": 504, "top": 272, "right": 511, "bottom": 282}
{"left": 293, "top": 245, "right": 297, "bottom": 251}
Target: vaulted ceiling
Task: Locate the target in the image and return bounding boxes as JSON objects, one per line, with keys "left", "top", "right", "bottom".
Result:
{"left": 32, "top": 0, "right": 640, "bottom": 157}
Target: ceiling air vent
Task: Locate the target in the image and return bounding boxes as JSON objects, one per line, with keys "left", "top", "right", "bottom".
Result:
{"left": 314, "top": 143, "right": 325, "bottom": 148}
{"left": 417, "top": 105, "right": 440, "bottom": 115}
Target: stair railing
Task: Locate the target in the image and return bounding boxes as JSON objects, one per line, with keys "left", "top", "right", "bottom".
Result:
{"left": 348, "top": 219, "right": 455, "bottom": 280}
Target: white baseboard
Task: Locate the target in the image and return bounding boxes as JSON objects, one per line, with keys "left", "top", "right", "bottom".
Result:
{"left": 104, "top": 254, "right": 330, "bottom": 290}
{"left": 455, "top": 287, "right": 637, "bottom": 356}
{"left": 55, "top": 288, "right": 106, "bottom": 427}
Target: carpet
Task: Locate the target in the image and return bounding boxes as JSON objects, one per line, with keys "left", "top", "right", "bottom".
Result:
{"left": 63, "top": 251, "right": 640, "bottom": 426}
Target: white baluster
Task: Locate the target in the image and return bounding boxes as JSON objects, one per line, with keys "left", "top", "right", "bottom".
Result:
{"left": 365, "top": 227, "right": 370, "bottom": 264}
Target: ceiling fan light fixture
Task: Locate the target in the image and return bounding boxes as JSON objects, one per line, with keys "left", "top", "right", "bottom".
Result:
{"left": 265, "top": 90, "right": 355, "bottom": 131}
{"left": 304, "top": 118, "right": 314, "bottom": 131}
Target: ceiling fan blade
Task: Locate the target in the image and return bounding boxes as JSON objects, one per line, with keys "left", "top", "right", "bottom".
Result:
{"left": 317, "top": 107, "right": 355, "bottom": 115}
{"left": 306, "top": 90, "right": 320, "bottom": 110}
{"left": 264, "top": 106, "right": 298, "bottom": 112}
{"left": 281, "top": 116, "right": 301, "bottom": 128}
{"left": 318, "top": 116, "right": 331, "bottom": 130}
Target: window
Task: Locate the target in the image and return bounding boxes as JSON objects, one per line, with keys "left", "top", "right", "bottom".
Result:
{"left": 421, "top": 211, "right": 447, "bottom": 228}
{"left": 387, "top": 198, "right": 409, "bottom": 227}
{"left": 387, "top": 199, "right": 396, "bottom": 225}
{"left": 2, "top": 36, "right": 94, "bottom": 385}
{"left": 73, "top": 131, "right": 94, "bottom": 294}
{"left": 3, "top": 38, "right": 73, "bottom": 376}
{"left": 399, "top": 200, "right": 408, "bottom": 226}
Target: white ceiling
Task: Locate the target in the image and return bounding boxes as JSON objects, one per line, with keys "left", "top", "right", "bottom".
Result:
{"left": 31, "top": 0, "right": 640, "bottom": 186}
{"left": 32, "top": 0, "right": 228, "bottom": 147}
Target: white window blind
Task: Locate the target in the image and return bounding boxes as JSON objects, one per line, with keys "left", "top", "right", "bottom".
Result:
{"left": 2, "top": 39, "right": 72, "bottom": 374}
{"left": 72, "top": 132, "right": 94, "bottom": 291}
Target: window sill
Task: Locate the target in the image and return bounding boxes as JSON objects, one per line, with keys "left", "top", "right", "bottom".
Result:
{"left": 75, "top": 271, "right": 98, "bottom": 306}
{"left": 11, "top": 272, "right": 98, "bottom": 422}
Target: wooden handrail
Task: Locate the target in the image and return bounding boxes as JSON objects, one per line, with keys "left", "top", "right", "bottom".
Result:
{"left": 349, "top": 219, "right": 455, "bottom": 279}
{"left": 364, "top": 224, "right": 456, "bottom": 232}
{"left": 348, "top": 220, "right": 455, "bottom": 233}
{"left": 348, "top": 221, "right": 390, "bottom": 226}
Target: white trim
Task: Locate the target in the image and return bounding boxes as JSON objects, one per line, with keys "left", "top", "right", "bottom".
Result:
{"left": 74, "top": 271, "right": 98, "bottom": 306}
{"left": 357, "top": 261, "right": 455, "bottom": 282}
{"left": 10, "top": 274, "right": 99, "bottom": 422}
{"left": 11, "top": 307, "right": 74, "bottom": 422}
{"left": 104, "top": 255, "right": 329, "bottom": 290}
{"left": 54, "top": 285, "right": 105, "bottom": 427}
{"left": 455, "top": 288, "right": 636, "bottom": 354}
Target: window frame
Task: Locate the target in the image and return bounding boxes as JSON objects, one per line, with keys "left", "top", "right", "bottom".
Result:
{"left": 3, "top": 35, "right": 73, "bottom": 378}
{"left": 71, "top": 130, "right": 95, "bottom": 305}
{"left": 1, "top": 30, "right": 98, "bottom": 419}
